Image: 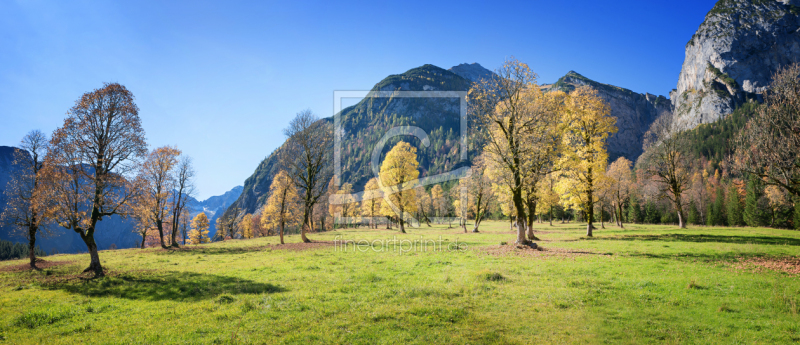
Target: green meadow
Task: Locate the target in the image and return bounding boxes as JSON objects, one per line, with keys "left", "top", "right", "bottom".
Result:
{"left": 1, "top": 221, "right": 799, "bottom": 344}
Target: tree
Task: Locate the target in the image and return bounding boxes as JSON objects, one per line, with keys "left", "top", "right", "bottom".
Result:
{"left": 413, "top": 185, "right": 433, "bottom": 227}
{"left": 431, "top": 184, "right": 446, "bottom": 222}
{"left": 239, "top": 214, "right": 254, "bottom": 239}
{"left": 606, "top": 157, "right": 633, "bottom": 228}
{"left": 262, "top": 170, "right": 300, "bottom": 244}
{"left": 43, "top": 83, "right": 147, "bottom": 276}
{"left": 134, "top": 146, "right": 180, "bottom": 249}
{"left": 537, "top": 173, "right": 560, "bottom": 226}
{"left": 281, "top": 110, "right": 333, "bottom": 243}
{"left": 361, "top": 178, "right": 382, "bottom": 229}
{"left": 559, "top": 86, "right": 617, "bottom": 236}
{"left": 726, "top": 183, "right": 744, "bottom": 226}
{"left": 744, "top": 177, "right": 768, "bottom": 227}
{"left": 1, "top": 131, "right": 52, "bottom": 269}
{"left": 467, "top": 155, "right": 494, "bottom": 232}
{"left": 733, "top": 64, "right": 800, "bottom": 199}
{"left": 471, "top": 57, "right": 562, "bottom": 244}
{"left": 627, "top": 194, "right": 642, "bottom": 224}
{"left": 188, "top": 213, "right": 210, "bottom": 244}
{"left": 640, "top": 111, "right": 692, "bottom": 228}
{"left": 215, "top": 217, "right": 228, "bottom": 240}
{"left": 765, "top": 185, "right": 789, "bottom": 227}
{"left": 378, "top": 141, "right": 419, "bottom": 233}
{"left": 168, "top": 156, "right": 195, "bottom": 247}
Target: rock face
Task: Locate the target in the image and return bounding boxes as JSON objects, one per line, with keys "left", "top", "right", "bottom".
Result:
{"left": 671, "top": 0, "right": 800, "bottom": 130}
{"left": 548, "top": 71, "right": 671, "bottom": 162}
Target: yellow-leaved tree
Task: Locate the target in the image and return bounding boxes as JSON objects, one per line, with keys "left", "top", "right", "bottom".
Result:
{"left": 536, "top": 172, "right": 561, "bottom": 226}
{"left": 361, "top": 178, "right": 382, "bottom": 229}
{"left": 606, "top": 157, "right": 633, "bottom": 228}
{"left": 430, "top": 184, "right": 445, "bottom": 221}
{"left": 379, "top": 141, "right": 419, "bottom": 233}
{"left": 188, "top": 213, "right": 210, "bottom": 245}
{"left": 557, "top": 86, "right": 617, "bottom": 236}
{"left": 239, "top": 214, "right": 254, "bottom": 239}
{"left": 262, "top": 170, "right": 301, "bottom": 244}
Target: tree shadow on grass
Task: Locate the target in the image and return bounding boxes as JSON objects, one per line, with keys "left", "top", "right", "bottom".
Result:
{"left": 589, "top": 234, "right": 800, "bottom": 246}
{"left": 41, "top": 270, "right": 285, "bottom": 302}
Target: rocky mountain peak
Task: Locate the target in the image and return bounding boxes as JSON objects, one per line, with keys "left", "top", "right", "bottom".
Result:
{"left": 672, "top": 0, "right": 800, "bottom": 130}
{"left": 448, "top": 63, "right": 494, "bottom": 83}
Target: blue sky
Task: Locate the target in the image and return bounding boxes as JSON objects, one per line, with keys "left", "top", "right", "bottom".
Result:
{"left": 0, "top": 0, "right": 717, "bottom": 200}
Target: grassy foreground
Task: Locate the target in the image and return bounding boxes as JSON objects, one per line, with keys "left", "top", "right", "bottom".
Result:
{"left": 1, "top": 221, "right": 799, "bottom": 344}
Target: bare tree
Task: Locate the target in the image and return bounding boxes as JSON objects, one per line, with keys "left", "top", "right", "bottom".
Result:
{"left": 1, "top": 130, "right": 52, "bottom": 269}
{"left": 733, "top": 63, "right": 800, "bottom": 198}
{"left": 169, "top": 156, "right": 196, "bottom": 248}
{"left": 280, "top": 110, "right": 333, "bottom": 243}
{"left": 640, "top": 112, "right": 692, "bottom": 228}
{"left": 467, "top": 155, "right": 494, "bottom": 232}
{"left": 43, "top": 83, "right": 147, "bottom": 276}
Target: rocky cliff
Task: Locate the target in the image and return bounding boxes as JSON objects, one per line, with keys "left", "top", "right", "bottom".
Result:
{"left": 547, "top": 71, "right": 671, "bottom": 162}
{"left": 671, "top": 0, "right": 800, "bottom": 130}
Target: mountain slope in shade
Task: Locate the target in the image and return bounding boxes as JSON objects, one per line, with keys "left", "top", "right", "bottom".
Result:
{"left": 448, "top": 63, "right": 494, "bottom": 83}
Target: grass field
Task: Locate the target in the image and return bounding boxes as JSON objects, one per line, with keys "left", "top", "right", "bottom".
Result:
{"left": 1, "top": 221, "right": 799, "bottom": 344}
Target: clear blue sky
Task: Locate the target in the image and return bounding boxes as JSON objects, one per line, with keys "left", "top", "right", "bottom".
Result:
{"left": 0, "top": 0, "right": 717, "bottom": 200}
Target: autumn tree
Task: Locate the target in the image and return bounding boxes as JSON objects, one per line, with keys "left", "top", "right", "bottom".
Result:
{"left": 558, "top": 86, "right": 617, "bottom": 236}
{"left": 378, "top": 141, "right": 419, "bottom": 233}
{"left": 43, "top": 83, "right": 147, "bottom": 276}
{"left": 361, "top": 178, "right": 382, "bottom": 229}
{"left": 0, "top": 131, "right": 52, "bottom": 269}
{"left": 733, "top": 64, "right": 800, "bottom": 199}
{"left": 239, "top": 214, "right": 254, "bottom": 239}
{"left": 262, "top": 170, "right": 300, "bottom": 244}
{"left": 606, "top": 157, "right": 633, "bottom": 228}
{"left": 471, "top": 58, "right": 562, "bottom": 244}
{"left": 188, "top": 212, "right": 210, "bottom": 244}
{"left": 281, "top": 110, "right": 333, "bottom": 243}
{"left": 537, "top": 172, "right": 560, "bottom": 226}
{"left": 466, "top": 155, "right": 494, "bottom": 232}
{"left": 134, "top": 146, "right": 180, "bottom": 249}
{"left": 430, "top": 184, "right": 447, "bottom": 222}
{"left": 414, "top": 185, "right": 433, "bottom": 227}
{"left": 639, "top": 111, "right": 692, "bottom": 228}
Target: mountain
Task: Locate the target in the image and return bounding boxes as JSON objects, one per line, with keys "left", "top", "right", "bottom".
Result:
{"left": 186, "top": 185, "right": 242, "bottom": 238}
{"left": 448, "top": 63, "right": 495, "bottom": 83}
{"left": 223, "top": 64, "right": 475, "bottom": 220}
{"left": 671, "top": 0, "right": 800, "bottom": 131}
{"left": 545, "top": 71, "right": 671, "bottom": 162}
{"left": 223, "top": 63, "right": 670, "bottom": 220}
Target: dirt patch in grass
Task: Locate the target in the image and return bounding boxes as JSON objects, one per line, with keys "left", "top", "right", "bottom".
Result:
{"left": 0, "top": 259, "right": 77, "bottom": 273}
{"left": 730, "top": 256, "right": 800, "bottom": 275}
{"left": 477, "top": 244, "right": 612, "bottom": 259}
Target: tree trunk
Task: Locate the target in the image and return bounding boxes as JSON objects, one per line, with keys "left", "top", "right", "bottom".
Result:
{"left": 675, "top": 194, "right": 686, "bottom": 229}
{"left": 170, "top": 224, "right": 180, "bottom": 248}
{"left": 80, "top": 231, "right": 104, "bottom": 276}
{"left": 28, "top": 226, "right": 37, "bottom": 269}
{"left": 301, "top": 207, "right": 312, "bottom": 243}
{"left": 399, "top": 213, "right": 406, "bottom": 233}
{"left": 462, "top": 218, "right": 467, "bottom": 233}
{"left": 600, "top": 202, "right": 605, "bottom": 229}
{"left": 279, "top": 219, "right": 285, "bottom": 245}
{"left": 526, "top": 200, "right": 538, "bottom": 241}
{"left": 549, "top": 206, "right": 553, "bottom": 226}
{"left": 618, "top": 204, "right": 625, "bottom": 228}
{"left": 156, "top": 220, "right": 168, "bottom": 249}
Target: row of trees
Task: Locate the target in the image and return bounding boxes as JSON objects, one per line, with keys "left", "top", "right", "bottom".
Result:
{"left": 0, "top": 83, "right": 210, "bottom": 274}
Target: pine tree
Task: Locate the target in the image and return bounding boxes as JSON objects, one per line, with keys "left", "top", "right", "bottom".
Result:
{"left": 726, "top": 183, "right": 744, "bottom": 226}
{"left": 627, "top": 195, "right": 642, "bottom": 224}
{"left": 644, "top": 200, "right": 661, "bottom": 224}
{"left": 687, "top": 200, "right": 700, "bottom": 225}
{"left": 712, "top": 187, "right": 727, "bottom": 226}
{"left": 743, "top": 177, "right": 768, "bottom": 227}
